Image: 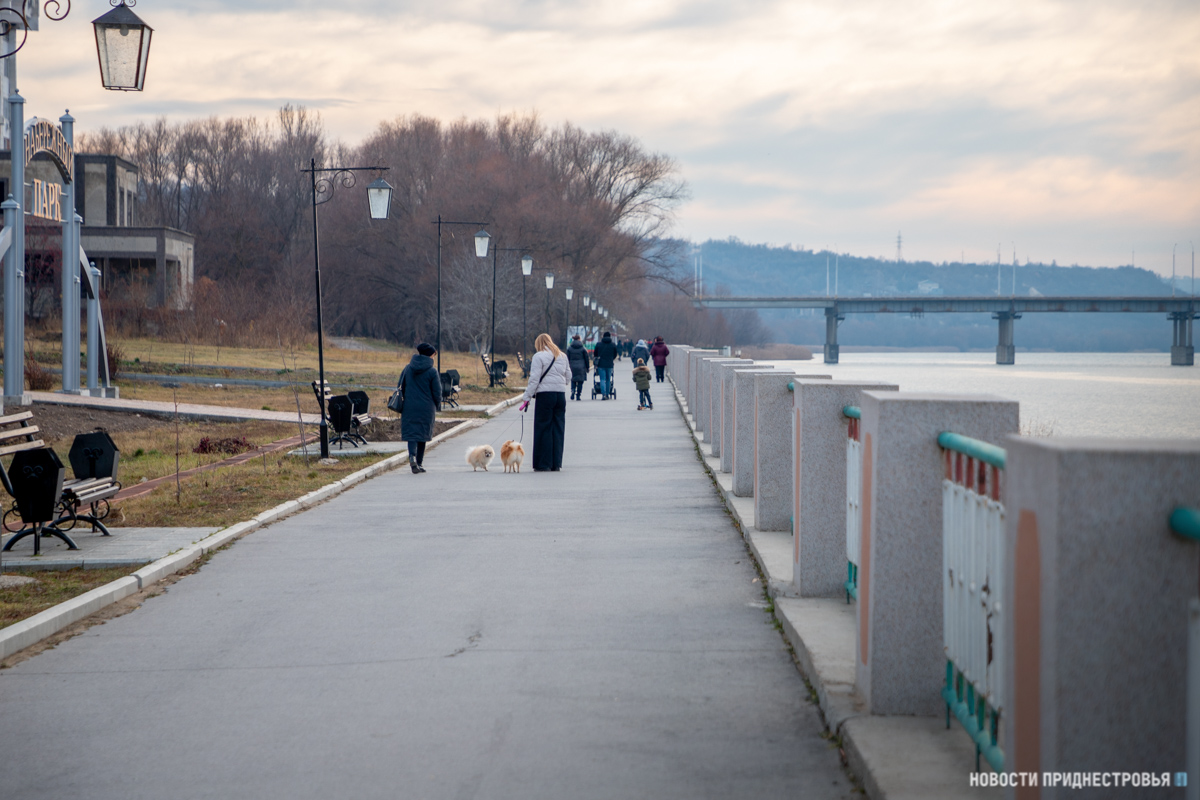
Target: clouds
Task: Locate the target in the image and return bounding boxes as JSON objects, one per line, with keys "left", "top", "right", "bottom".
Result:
{"left": 13, "top": 0, "right": 1199, "bottom": 274}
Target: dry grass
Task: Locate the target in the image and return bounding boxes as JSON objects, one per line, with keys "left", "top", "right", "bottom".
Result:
{"left": 0, "top": 567, "right": 139, "bottom": 630}
{"left": 39, "top": 419, "right": 300, "bottom": 485}
{"left": 112, "top": 451, "right": 390, "bottom": 528}
{"left": 115, "top": 381, "right": 517, "bottom": 412}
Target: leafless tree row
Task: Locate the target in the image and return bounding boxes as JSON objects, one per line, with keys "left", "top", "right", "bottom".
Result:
{"left": 78, "top": 106, "right": 709, "bottom": 352}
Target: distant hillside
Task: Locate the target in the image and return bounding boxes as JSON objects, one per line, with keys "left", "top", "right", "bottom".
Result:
{"left": 688, "top": 239, "right": 1180, "bottom": 352}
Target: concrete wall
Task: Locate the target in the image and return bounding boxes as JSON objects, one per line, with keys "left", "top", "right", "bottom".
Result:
{"left": 733, "top": 369, "right": 774, "bottom": 496}
{"left": 856, "top": 391, "right": 1019, "bottom": 716}
{"left": 698, "top": 357, "right": 743, "bottom": 442}
{"left": 792, "top": 380, "right": 898, "bottom": 598}
{"left": 1001, "top": 438, "right": 1200, "bottom": 796}
{"left": 687, "top": 350, "right": 717, "bottom": 422}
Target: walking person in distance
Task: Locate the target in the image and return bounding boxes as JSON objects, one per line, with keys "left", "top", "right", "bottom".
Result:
{"left": 566, "top": 334, "right": 590, "bottom": 401}
{"left": 397, "top": 342, "right": 441, "bottom": 474}
{"left": 631, "top": 338, "right": 650, "bottom": 368}
{"left": 650, "top": 337, "right": 670, "bottom": 383}
{"left": 593, "top": 331, "right": 618, "bottom": 399}
{"left": 520, "top": 333, "right": 571, "bottom": 471}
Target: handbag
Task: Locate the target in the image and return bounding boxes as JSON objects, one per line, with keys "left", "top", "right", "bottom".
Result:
{"left": 387, "top": 372, "right": 406, "bottom": 413}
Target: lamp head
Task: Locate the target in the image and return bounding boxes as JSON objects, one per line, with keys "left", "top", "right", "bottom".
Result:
{"left": 92, "top": 2, "right": 154, "bottom": 91}
{"left": 474, "top": 229, "right": 491, "bottom": 258}
{"left": 565, "top": 288, "right": 573, "bottom": 300}
{"left": 366, "top": 177, "right": 393, "bottom": 220}
{"left": 521, "top": 255, "right": 533, "bottom": 276}
{"left": 545, "top": 273, "right": 554, "bottom": 290}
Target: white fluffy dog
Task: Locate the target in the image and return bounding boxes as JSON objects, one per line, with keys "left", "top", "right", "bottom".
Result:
{"left": 465, "top": 444, "right": 495, "bottom": 472}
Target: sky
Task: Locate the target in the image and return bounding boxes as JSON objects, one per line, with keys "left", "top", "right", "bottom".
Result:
{"left": 15, "top": 0, "right": 1200, "bottom": 279}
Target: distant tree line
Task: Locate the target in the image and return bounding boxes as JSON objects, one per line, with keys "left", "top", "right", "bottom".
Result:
{"left": 78, "top": 107, "right": 778, "bottom": 352}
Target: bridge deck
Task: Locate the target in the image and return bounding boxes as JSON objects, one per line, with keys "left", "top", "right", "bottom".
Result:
{"left": 696, "top": 295, "right": 1198, "bottom": 313}
{"left": 0, "top": 361, "right": 852, "bottom": 799}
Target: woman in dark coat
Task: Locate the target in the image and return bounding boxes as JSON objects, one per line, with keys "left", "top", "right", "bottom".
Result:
{"left": 397, "top": 342, "right": 442, "bottom": 474}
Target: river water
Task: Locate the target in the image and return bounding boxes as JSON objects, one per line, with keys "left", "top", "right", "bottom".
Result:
{"left": 764, "top": 353, "right": 1200, "bottom": 439}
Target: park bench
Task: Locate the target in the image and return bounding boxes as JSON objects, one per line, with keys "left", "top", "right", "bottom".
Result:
{"left": 0, "top": 412, "right": 117, "bottom": 553}
{"left": 517, "top": 351, "right": 529, "bottom": 379}
{"left": 312, "top": 380, "right": 372, "bottom": 429}
{"left": 56, "top": 430, "right": 122, "bottom": 536}
{"left": 481, "top": 353, "right": 508, "bottom": 388}
{"left": 440, "top": 370, "right": 461, "bottom": 409}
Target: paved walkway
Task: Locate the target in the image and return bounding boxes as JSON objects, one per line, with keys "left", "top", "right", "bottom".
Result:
{"left": 0, "top": 363, "right": 851, "bottom": 800}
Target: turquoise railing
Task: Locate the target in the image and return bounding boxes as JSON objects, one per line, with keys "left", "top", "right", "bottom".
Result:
{"left": 937, "top": 431, "right": 1006, "bottom": 470}
{"left": 1170, "top": 507, "right": 1200, "bottom": 542}
{"left": 943, "top": 661, "right": 1004, "bottom": 773}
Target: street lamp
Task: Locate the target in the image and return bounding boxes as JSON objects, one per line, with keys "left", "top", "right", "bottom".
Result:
{"left": 521, "top": 255, "right": 533, "bottom": 372}
{"left": 432, "top": 218, "right": 490, "bottom": 375}
{"left": 302, "top": 159, "right": 392, "bottom": 459}
{"left": 564, "top": 287, "right": 573, "bottom": 345}
{"left": 91, "top": 1, "right": 154, "bottom": 91}
{"left": 544, "top": 273, "right": 554, "bottom": 333}
{"left": 488, "top": 244, "right": 531, "bottom": 387}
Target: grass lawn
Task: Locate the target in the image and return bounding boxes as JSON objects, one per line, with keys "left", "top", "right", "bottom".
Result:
{"left": 0, "top": 566, "right": 139, "bottom": 631}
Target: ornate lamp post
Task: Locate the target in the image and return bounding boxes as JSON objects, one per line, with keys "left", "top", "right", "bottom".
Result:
{"left": 521, "top": 255, "right": 533, "bottom": 370}
{"left": 302, "top": 159, "right": 392, "bottom": 459}
{"left": 543, "top": 273, "right": 554, "bottom": 333}
{"left": 488, "top": 244, "right": 531, "bottom": 387}
{"left": 432, "top": 219, "right": 489, "bottom": 375}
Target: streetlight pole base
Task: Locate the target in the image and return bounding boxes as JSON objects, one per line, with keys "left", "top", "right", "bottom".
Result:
{"left": 319, "top": 421, "right": 330, "bottom": 459}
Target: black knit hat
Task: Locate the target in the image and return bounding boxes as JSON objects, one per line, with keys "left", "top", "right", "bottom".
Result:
{"left": 416, "top": 342, "right": 436, "bottom": 356}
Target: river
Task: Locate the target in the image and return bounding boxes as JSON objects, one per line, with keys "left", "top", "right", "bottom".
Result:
{"left": 765, "top": 352, "right": 1200, "bottom": 439}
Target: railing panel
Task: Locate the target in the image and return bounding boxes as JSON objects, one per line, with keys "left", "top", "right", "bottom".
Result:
{"left": 941, "top": 441, "right": 1006, "bottom": 773}
{"left": 845, "top": 428, "right": 862, "bottom": 601}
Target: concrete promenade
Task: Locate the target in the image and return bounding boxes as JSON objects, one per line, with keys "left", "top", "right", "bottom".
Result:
{"left": 0, "top": 362, "right": 851, "bottom": 799}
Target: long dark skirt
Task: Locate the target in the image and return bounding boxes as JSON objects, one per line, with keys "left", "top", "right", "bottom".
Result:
{"left": 533, "top": 391, "right": 566, "bottom": 471}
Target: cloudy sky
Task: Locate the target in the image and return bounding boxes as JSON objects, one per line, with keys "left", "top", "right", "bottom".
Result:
{"left": 18, "top": 0, "right": 1200, "bottom": 278}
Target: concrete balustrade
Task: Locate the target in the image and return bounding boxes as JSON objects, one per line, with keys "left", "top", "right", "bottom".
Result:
{"left": 732, "top": 368, "right": 771, "bottom": 496}
{"left": 686, "top": 349, "right": 717, "bottom": 422}
{"left": 1001, "top": 437, "right": 1200, "bottom": 787}
{"left": 856, "top": 391, "right": 1018, "bottom": 716}
{"left": 752, "top": 372, "right": 800, "bottom": 532}
{"left": 697, "top": 357, "right": 744, "bottom": 442}
{"left": 666, "top": 344, "right": 688, "bottom": 383}
{"left": 721, "top": 364, "right": 774, "bottom": 473}
{"left": 708, "top": 359, "right": 753, "bottom": 455}
{"left": 791, "top": 380, "right": 898, "bottom": 598}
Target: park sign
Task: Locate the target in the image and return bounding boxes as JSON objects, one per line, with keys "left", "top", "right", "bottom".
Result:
{"left": 24, "top": 117, "right": 72, "bottom": 222}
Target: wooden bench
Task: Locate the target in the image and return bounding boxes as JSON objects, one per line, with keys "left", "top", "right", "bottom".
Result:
{"left": 517, "top": 351, "right": 529, "bottom": 379}
{"left": 0, "top": 411, "right": 108, "bottom": 552}
{"left": 480, "top": 353, "right": 508, "bottom": 388}
{"left": 312, "top": 381, "right": 373, "bottom": 428}
{"left": 58, "top": 430, "right": 123, "bottom": 535}
{"left": 312, "top": 381, "right": 371, "bottom": 448}
{"left": 440, "top": 370, "right": 461, "bottom": 409}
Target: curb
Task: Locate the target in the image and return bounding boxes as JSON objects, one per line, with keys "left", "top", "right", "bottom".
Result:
{"left": 0, "top": 414, "right": 487, "bottom": 662}
{"left": 483, "top": 394, "right": 525, "bottom": 417}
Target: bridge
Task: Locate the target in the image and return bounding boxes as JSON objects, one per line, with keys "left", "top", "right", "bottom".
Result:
{"left": 692, "top": 295, "right": 1198, "bottom": 365}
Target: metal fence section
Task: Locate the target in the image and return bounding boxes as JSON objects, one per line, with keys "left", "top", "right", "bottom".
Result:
{"left": 844, "top": 405, "right": 862, "bottom": 602}
{"left": 939, "top": 431, "right": 1006, "bottom": 773}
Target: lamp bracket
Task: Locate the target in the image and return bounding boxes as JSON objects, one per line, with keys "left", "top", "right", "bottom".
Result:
{"left": 0, "top": 0, "right": 71, "bottom": 59}
{"left": 302, "top": 164, "right": 388, "bottom": 207}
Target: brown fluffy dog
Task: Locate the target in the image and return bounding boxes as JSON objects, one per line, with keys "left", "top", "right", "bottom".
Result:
{"left": 465, "top": 444, "right": 494, "bottom": 471}
{"left": 500, "top": 440, "right": 525, "bottom": 473}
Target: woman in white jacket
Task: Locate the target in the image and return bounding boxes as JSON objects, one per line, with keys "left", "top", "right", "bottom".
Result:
{"left": 521, "top": 332, "right": 571, "bottom": 471}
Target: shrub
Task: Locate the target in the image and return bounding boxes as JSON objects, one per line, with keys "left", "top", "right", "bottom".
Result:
{"left": 106, "top": 341, "right": 125, "bottom": 380}
{"left": 192, "top": 436, "right": 254, "bottom": 456}
{"left": 24, "top": 350, "right": 54, "bottom": 391}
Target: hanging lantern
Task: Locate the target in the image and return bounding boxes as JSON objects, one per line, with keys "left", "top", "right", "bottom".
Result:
{"left": 92, "top": 2, "right": 153, "bottom": 91}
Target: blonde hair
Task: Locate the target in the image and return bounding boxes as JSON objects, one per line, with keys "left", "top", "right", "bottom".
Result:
{"left": 534, "top": 333, "right": 563, "bottom": 359}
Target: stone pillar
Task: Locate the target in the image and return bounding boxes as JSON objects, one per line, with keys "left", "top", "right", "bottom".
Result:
{"left": 697, "top": 357, "right": 741, "bottom": 442}
{"left": 1002, "top": 437, "right": 1200, "bottom": 791}
{"left": 666, "top": 344, "right": 689, "bottom": 382}
{"left": 753, "top": 372, "right": 799, "bottom": 532}
{"left": 857, "top": 391, "right": 1019, "bottom": 716}
{"left": 792, "top": 380, "right": 898, "bottom": 598}
{"left": 995, "top": 311, "right": 1018, "bottom": 365}
{"left": 687, "top": 349, "right": 717, "bottom": 421}
{"left": 708, "top": 358, "right": 752, "bottom": 455}
{"left": 721, "top": 364, "right": 773, "bottom": 473}
{"left": 732, "top": 368, "right": 773, "bottom": 497}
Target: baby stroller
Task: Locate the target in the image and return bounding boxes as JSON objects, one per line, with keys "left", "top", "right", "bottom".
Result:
{"left": 590, "top": 370, "right": 616, "bottom": 400}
